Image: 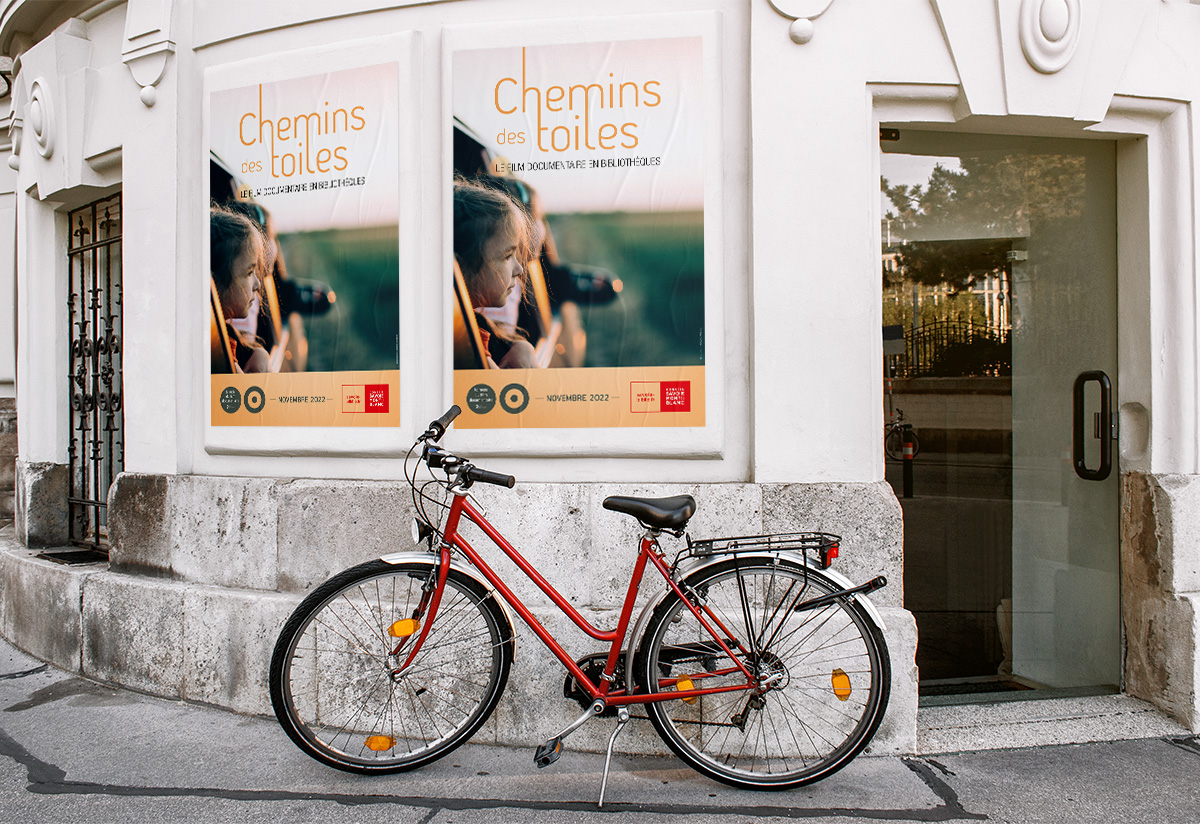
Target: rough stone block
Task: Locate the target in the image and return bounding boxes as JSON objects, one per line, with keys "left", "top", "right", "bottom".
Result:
{"left": 869, "top": 605, "right": 919, "bottom": 754}
{"left": 585, "top": 483, "right": 763, "bottom": 609}
{"left": 276, "top": 479, "right": 417, "bottom": 593}
{"left": 1122, "top": 578, "right": 1199, "bottom": 731}
{"left": 14, "top": 460, "right": 68, "bottom": 547}
{"left": 168, "top": 475, "right": 280, "bottom": 590}
{"left": 0, "top": 541, "right": 96, "bottom": 671}
{"left": 107, "top": 473, "right": 170, "bottom": 573}
{"left": 454, "top": 481, "right": 592, "bottom": 610}
{"left": 110, "top": 473, "right": 280, "bottom": 590}
{"left": 762, "top": 482, "right": 904, "bottom": 608}
{"left": 82, "top": 572, "right": 186, "bottom": 698}
{"left": 1148, "top": 474, "right": 1200, "bottom": 594}
{"left": 183, "top": 585, "right": 302, "bottom": 715}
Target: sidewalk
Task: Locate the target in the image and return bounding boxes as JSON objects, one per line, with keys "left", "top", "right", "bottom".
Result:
{"left": 1, "top": 637, "right": 1198, "bottom": 823}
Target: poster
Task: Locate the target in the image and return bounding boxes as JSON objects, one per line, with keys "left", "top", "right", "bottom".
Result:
{"left": 451, "top": 37, "right": 706, "bottom": 429}
{"left": 207, "top": 63, "right": 400, "bottom": 427}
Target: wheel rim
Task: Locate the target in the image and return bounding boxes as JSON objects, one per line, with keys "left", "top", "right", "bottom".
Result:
{"left": 278, "top": 569, "right": 505, "bottom": 769}
{"left": 645, "top": 563, "right": 885, "bottom": 785}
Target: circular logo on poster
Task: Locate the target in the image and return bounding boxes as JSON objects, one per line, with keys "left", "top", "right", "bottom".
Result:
{"left": 219, "top": 386, "right": 241, "bottom": 414}
{"left": 244, "top": 386, "right": 266, "bottom": 414}
{"left": 466, "top": 384, "right": 497, "bottom": 414}
{"left": 499, "top": 383, "right": 530, "bottom": 414}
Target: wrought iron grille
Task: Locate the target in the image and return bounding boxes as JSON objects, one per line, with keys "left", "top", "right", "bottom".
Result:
{"left": 67, "top": 193, "right": 123, "bottom": 552}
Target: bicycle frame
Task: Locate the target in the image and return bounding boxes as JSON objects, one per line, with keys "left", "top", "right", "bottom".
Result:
{"left": 406, "top": 487, "right": 762, "bottom": 707}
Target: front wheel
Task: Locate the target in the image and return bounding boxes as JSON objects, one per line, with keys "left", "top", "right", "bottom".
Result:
{"left": 635, "top": 558, "right": 889, "bottom": 789}
{"left": 270, "top": 559, "right": 513, "bottom": 774}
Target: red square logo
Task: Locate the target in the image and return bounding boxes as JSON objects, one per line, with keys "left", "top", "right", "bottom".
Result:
{"left": 365, "top": 384, "right": 389, "bottom": 413}
{"left": 660, "top": 381, "right": 691, "bottom": 412}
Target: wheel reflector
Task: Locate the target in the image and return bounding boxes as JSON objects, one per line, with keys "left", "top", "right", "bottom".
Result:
{"left": 832, "top": 668, "right": 852, "bottom": 701}
{"left": 677, "top": 676, "right": 698, "bottom": 704}
{"left": 388, "top": 618, "right": 420, "bottom": 638}
{"left": 365, "top": 735, "right": 395, "bottom": 751}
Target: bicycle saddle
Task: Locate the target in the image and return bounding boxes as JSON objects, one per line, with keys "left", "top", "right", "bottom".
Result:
{"left": 602, "top": 495, "right": 696, "bottom": 530}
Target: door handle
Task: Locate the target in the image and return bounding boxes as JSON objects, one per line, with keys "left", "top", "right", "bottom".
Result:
{"left": 1073, "top": 370, "right": 1113, "bottom": 481}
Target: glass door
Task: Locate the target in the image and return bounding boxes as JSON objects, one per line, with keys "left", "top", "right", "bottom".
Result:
{"left": 881, "top": 131, "right": 1120, "bottom": 697}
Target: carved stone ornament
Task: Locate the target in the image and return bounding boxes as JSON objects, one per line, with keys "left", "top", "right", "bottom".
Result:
{"left": 1019, "top": 0, "right": 1081, "bottom": 73}
{"left": 122, "top": 0, "right": 176, "bottom": 107}
{"left": 28, "top": 78, "right": 53, "bottom": 159}
{"left": 766, "top": 0, "right": 837, "bottom": 44}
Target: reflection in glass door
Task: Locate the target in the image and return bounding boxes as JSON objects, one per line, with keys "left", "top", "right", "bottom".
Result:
{"left": 881, "top": 132, "right": 1119, "bottom": 699}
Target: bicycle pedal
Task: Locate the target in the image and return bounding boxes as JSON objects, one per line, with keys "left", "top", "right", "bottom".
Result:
{"left": 534, "top": 737, "right": 564, "bottom": 768}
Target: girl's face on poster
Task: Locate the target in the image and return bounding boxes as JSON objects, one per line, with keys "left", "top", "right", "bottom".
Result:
{"left": 222, "top": 239, "right": 263, "bottom": 320}
{"left": 473, "top": 207, "right": 525, "bottom": 308}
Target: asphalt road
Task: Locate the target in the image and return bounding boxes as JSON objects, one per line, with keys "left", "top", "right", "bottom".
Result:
{"left": 1, "top": 637, "right": 1199, "bottom": 823}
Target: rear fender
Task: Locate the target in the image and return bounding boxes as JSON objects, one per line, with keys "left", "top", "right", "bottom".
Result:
{"left": 624, "top": 550, "right": 886, "bottom": 679}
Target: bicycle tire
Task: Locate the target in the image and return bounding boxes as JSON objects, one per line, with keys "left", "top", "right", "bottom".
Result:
{"left": 884, "top": 428, "right": 920, "bottom": 460}
{"left": 270, "top": 559, "right": 513, "bottom": 774}
{"left": 635, "top": 558, "right": 889, "bottom": 789}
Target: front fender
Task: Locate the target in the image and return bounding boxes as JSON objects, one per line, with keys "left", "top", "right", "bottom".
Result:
{"left": 379, "top": 550, "right": 517, "bottom": 649}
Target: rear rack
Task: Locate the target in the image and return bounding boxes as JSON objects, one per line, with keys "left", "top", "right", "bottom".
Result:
{"left": 685, "top": 531, "right": 841, "bottom": 569}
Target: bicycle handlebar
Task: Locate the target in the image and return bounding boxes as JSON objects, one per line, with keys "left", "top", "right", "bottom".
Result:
{"left": 464, "top": 466, "right": 516, "bottom": 488}
{"left": 421, "top": 441, "right": 517, "bottom": 489}
{"left": 424, "top": 405, "right": 461, "bottom": 442}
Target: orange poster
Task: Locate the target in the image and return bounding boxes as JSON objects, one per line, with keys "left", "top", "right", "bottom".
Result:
{"left": 451, "top": 37, "right": 706, "bottom": 429}
{"left": 208, "top": 63, "right": 400, "bottom": 427}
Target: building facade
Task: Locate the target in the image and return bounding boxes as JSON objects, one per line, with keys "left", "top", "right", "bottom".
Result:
{"left": 2, "top": 0, "right": 1199, "bottom": 756}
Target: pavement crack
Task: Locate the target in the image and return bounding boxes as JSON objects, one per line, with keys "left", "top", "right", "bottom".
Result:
{"left": 903, "top": 757, "right": 987, "bottom": 821}
{"left": 1166, "top": 736, "right": 1200, "bottom": 759}
{"left": 0, "top": 665, "right": 49, "bottom": 681}
{"left": 0, "top": 726, "right": 69, "bottom": 786}
{"left": 414, "top": 808, "right": 440, "bottom": 824}
{"left": 923, "top": 758, "right": 956, "bottom": 778}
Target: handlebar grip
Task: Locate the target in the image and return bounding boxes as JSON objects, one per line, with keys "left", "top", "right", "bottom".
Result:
{"left": 466, "top": 466, "right": 516, "bottom": 488}
{"left": 426, "top": 405, "right": 462, "bottom": 441}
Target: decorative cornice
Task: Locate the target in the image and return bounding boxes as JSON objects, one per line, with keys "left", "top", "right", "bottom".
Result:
{"left": 766, "top": 0, "right": 837, "bottom": 44}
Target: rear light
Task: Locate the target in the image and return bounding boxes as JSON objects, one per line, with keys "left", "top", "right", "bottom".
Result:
{"left": 820, "top": 543, "right": 839, "bottom": 569}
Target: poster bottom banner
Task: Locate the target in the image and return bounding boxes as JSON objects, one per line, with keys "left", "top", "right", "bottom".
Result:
{"left": 453, "top": 366, "right": 705, "bottom": 429}
{"left": 211, "top": 371, "right": 400, "bottom": 427}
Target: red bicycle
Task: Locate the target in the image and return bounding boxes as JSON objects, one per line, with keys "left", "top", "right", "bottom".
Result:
{"left": 270, "top": 406, "right": 891, "bottom": 803}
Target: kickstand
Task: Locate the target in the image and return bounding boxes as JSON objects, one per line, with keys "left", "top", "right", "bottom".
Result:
{"left": 597, "top": 707, "right": 630, "bottom": 808}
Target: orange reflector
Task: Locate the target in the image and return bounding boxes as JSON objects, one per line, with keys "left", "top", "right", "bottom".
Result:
{"left": 832, "top": 668, "right": 852, "bottom": 701}
{"left": 677, "top": 677, "right": 698, "bottom": 704}
{"left": 388, "top": 618, "right": 420, "bottom": 638}
{"left": 365, "top": 735, "right": 395, "bottom": 752}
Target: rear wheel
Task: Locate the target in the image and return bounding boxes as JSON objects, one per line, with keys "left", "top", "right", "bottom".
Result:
{"left": 636, "top": 558, "right": 889, "bottom": 789}
{"left": 270, "top": 559, "right": 512, "bottom": 774}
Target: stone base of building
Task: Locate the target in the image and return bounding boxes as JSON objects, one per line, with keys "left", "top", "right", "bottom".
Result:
{"left": 0, "top": 473, "right": 919, "bottom": 754}
{"left": 0, "top": 400, "right": 16, "bottom": 520}
{"left": 1121, "top": 472, "right": 1200, "bottom": 730}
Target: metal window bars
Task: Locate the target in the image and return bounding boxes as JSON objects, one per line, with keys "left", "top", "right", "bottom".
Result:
{"left": 67, "top": 193, "right": 123, "bottom": 554}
